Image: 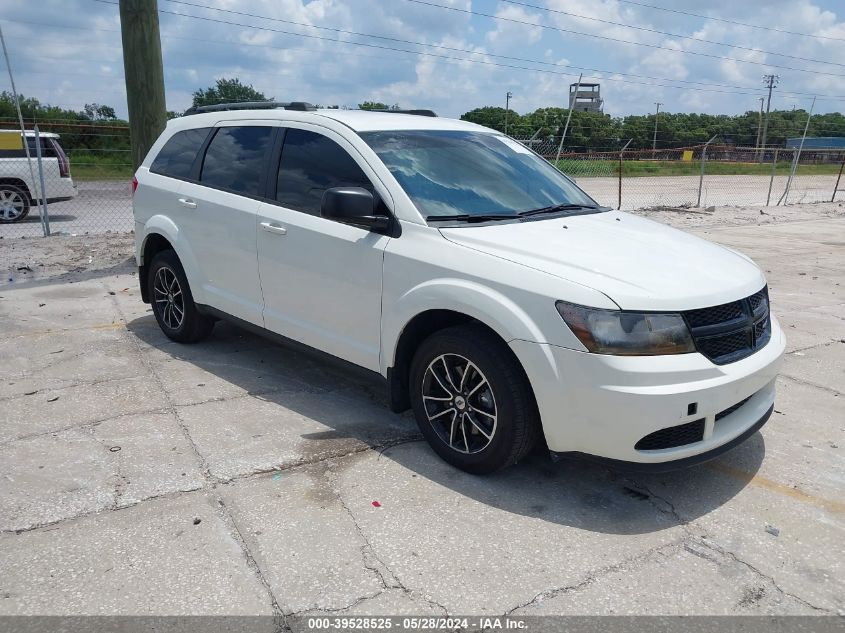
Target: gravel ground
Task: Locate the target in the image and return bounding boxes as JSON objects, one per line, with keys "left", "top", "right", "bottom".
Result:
{"left": 3, "top": 201, "right": 844, "bottom": 284}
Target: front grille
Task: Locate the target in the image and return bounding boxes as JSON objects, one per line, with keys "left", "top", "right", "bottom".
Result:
{"left": 715, "top": 396, "right": 751, "bottom": 421}
{"left": 685, "top": 301, "right": 744, "bottom": 328}
{"left": 635, "top": 419, "right": 705, "bottom": 451}
{"left": 683, "top": 286, "right": 771, "bottom": 365}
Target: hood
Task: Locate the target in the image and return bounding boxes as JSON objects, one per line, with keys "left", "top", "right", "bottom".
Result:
{"left": 439, "top": 211, "right": 766, "bottom": 311}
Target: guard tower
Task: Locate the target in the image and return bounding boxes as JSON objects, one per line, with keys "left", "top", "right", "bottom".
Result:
{"left": 569, "top": 83, "right": 603, "bottom": 113}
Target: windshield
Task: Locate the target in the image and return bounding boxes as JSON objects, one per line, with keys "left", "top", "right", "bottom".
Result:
{"left": 360, "top": 130, "right": 598, "bottom": 219}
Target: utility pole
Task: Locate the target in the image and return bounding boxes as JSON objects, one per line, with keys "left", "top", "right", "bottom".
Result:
{"left": 652, "top": 102, "right": 662, "bottom": 155}
{"left": 504, "top": 91, "right": 513, "bottom": 136}
{"left": 755, "top": 96, "right": 764, "bottom": 151}
{"left": 759, "top": 74, "right": 779, "bottom": 159}
{"left": 119, "top": 0, "right": 167, "bottom": 170}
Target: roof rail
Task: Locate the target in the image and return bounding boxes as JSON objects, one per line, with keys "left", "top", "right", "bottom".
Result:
{"left": 366, "top": 108, "right": 438, "bottom": 117}
{"left": 183, "top": 101, "right": 317, "bottom": 115}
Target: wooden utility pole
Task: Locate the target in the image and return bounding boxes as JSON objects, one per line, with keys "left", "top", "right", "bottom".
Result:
{"left": 759, "top": 74, "right": 778, "bottom": 160}
{"left": 119, "top": 0, "right": 167, "bottom": 170}
{"left": 652, "top": 102, "right": 662, "bottom": 156}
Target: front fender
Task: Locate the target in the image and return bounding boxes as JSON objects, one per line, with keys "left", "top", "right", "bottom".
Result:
{"left": 381, "top": 277, "right": 558, "bottom": 376}
{"left": 139, "top": 215, "right": 206, "bottom": 305}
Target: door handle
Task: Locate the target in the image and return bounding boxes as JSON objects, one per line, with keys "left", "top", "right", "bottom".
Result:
{"left": 260, "top": 222, "right": 287, "bottom": 235}
{"left": 178, "top": 197, "right": 197, "bottom": 209}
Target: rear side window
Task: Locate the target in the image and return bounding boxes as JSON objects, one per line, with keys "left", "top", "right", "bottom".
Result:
{"left": 276, "top": 128, "right": 372, "bottom": 215}
{"left": 200, "top": 126, "right": 273, "bottom": 196}
{"left": 150, "top": 127, "right": 210, "bottom": 179}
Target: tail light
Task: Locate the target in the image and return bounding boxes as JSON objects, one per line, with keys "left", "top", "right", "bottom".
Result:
{"left": 131, "top": 176, "right": 138, "bottom": 196}
{"left": 49, "top": 139, "right": 70, "bottom": 178}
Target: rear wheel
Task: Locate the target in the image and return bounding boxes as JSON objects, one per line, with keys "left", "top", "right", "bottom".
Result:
{"left": 409, "top": 325, "right": 540, "bottom": 474}
{"left": 147, "top": 250, "right": 214, "bottom": 343}
{"left": 0, "top": 185, "right": 30, "bottom": 223}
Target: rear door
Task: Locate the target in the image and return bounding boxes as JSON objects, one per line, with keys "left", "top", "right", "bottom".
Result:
{"left": 178, "top": 122, "right": 276, "bottom": 325}
{"left": 256, "top": 124, "right": 391, "bottom": 371}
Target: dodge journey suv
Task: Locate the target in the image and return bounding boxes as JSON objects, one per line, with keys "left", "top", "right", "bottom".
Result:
{"left": 132, "top": 102, "right": 784, "bottom": 474}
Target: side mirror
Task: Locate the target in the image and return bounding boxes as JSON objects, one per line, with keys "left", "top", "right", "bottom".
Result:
{"left": 321, "top": 187, "right": 390, "bottom": 231}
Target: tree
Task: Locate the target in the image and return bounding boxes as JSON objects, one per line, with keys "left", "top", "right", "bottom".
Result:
{"left": 192, "top": 78, "right": 270, "bottom": 107}
{"left": 358, "top": 101, "right": 400, "bottom": 110}
{"left": 84, "top": 103, "right": 117, "bottom": 120}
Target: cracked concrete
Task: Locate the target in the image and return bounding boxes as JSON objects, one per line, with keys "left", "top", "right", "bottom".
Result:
{"left": 0, "top": 209, "right": 843, "bottom": 616}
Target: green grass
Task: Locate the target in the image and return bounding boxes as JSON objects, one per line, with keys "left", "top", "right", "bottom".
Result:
{"left": 69, "top": 152, "right": 133, "bottom": 181}
{"left": 65, "top": 153, "right": 843, "bottom": 182}
{"left": 555, "top": 159, "right": 843, "bottom": 178}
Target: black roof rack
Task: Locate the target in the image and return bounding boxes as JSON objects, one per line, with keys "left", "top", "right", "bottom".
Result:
{"left": 183, "top": 101, "right": 317, "bottom": 115}
{"left": 366, "top": 108, "right": 437, "bottom": 117}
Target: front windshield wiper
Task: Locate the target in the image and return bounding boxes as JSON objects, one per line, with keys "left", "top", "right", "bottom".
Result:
{"left": 518, "top": 203, "right": 600, "bottom": 218}
{"left": 427, "top": 213, "right": 520, "bottom": 223}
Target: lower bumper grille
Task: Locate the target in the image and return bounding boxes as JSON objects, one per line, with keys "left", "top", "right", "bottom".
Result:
{"left": 635, "top": 419, "right": 705, "bottom": 451}
{"left": 715, "top": 396, "right": 752, "bottom": 421}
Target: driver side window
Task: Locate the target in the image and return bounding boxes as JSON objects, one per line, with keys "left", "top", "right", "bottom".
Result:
{"left": 275, "top": 128, "right": 374, "bottom": 216}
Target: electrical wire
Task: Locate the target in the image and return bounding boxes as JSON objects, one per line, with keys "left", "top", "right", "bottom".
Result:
{"left": 497, "top": 0, "right": 845, "bottom": 68}
{"left": 401, "top": 0, "right": 845, "bottom": 79}
{"left": 615, "top": 0, "right": 845, "bottom": 43}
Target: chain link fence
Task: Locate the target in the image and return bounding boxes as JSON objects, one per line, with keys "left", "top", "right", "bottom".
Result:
{"left": 2, "top": 126, "right": 844, "bottom": 240}
{"left": 0, "top": 120, "right": 133, "bottom": 239}
{"left": 512, "top": 134, "right": 845, "bottom": 211}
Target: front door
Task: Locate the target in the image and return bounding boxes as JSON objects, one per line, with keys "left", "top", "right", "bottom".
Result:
{"left": 256, "top": 125, "right": 390, "bottom": 371}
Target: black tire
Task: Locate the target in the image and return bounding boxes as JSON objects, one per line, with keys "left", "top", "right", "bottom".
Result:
{"left": 0, "top": 184, "right": 31, "bottom": 224}
{"left": 147, "top": 250, "right": 214, "bottom": 343}
{"left": 409, "top": 324, "right": 541, "bottom": 474}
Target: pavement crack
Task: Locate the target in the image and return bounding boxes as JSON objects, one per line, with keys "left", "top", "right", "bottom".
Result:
{"left": 1, "top": 486, "right": 204, "bottom": 535}
{"left": 286, "top": 589, "right": 387, "bottom": 617}
{"left": 325, "top": 464, "right": 448, "bottom": 616}
{"left": 779, "top": 372, "right": 843, "bottom": 396}
{"left": 105, "top": 285, "right": 214, "bottom": 482}
{"left": 695, "top": 537, "right": 836, "bottom": 614}
{"left": 616, "top": 476, "right": 689, "bottom": 527}
{"left": 506, "top": 538, "right": 686, "bottom": 615}
{"left": 215, "top": 435, "right": 423, "bottom": 485}
{"left": 215, "top": 495, "right": 288, "bottom": 632}
{"left": 0, "top": 405, "right": 171, "bottom": 447}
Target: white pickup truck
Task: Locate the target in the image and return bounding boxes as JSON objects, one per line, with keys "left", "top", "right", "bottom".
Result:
{"left": 0, "top": 130, "right": 78, "bottom": 223}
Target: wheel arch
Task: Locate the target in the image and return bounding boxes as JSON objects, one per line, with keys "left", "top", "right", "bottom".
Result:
{"left": 0, "top": 178, "right": 32, "bottom": 198}
{"left": 137, "top": 216, "right": 204, "bottom": 305}
{"left": 384, "top": 280, "right": 547, "bottom": 414}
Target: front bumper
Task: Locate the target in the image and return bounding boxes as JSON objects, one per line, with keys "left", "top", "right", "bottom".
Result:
{"left": 509, "top": 315, "right": 785, "bottom": 465}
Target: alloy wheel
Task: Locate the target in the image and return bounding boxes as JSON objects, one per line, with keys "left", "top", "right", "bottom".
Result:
{"left": 421, "top": 353, "right": 498, "bottom": 454}
{"left": 0, "top": 189, "right": 26, "bottom": 221}
{"left": 153, "top": 266, "right": 185, "bottom": 330}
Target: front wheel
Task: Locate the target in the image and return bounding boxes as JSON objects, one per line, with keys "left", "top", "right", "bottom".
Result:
{"left": 147, "top": 250, "right": 214, "bottom": 343}
{"left": 409, "top": 325, "right": 540, "bottom": 474}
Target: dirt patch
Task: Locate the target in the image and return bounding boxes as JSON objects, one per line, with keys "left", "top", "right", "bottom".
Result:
{"left": 0, "top": 233, "right": 134, "bottom": 287}
{"left": 629, "top": 200, "right": 845, "bottom": 229}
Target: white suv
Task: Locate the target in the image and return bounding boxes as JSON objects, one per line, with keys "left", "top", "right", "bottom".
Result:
{"left": 0, "top": 130, "right": 77, "bottom": 223}
{"left": 132, "top": 103, "right": 784, "bottom": 474}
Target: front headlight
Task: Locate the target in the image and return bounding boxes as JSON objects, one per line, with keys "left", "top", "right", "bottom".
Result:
{"left": 555, "top": 301, "right": 695, "bottom": 356}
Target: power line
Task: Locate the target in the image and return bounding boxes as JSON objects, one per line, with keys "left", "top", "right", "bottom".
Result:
{"left": 146, "top": 8, "right": 780, "bottom": 97}
{"left": 614, "top": 0, "right": 845, "bottom": 44}
{"left": 152, "top": 0, "right": 820, "bottom": 94}
{"left": 9, "top": 7, "right": 845, "bottom": 108}
{"left": 402, "top": 0, "right": 845, "bottom": 79}
{"left": 149, "top": 7, "right": 845, "bottom": 99}
{"left": 8, "top": 11, "right": 845, "bottom": 102}
{"left": 498, "top": 0, "right": 845, "bottom": 68}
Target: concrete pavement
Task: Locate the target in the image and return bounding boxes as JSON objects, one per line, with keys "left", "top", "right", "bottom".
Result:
{"left": 0, "top": 214, "right": 843, "bottom": 618}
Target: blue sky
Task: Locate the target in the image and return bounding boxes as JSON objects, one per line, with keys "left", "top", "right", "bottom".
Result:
{"left": 2, "top": 0, "right": 844, "bottom": 120}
